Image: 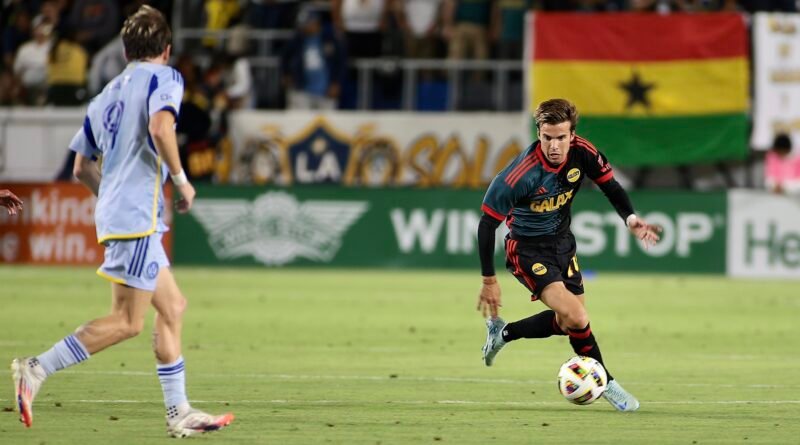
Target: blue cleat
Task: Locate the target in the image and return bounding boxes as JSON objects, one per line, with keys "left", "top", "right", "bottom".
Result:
{"left": 603, "top": 379, "right": 640, "bottom": 412}
{"left": 482, "top": 317, "right": 507, "bottom": 367}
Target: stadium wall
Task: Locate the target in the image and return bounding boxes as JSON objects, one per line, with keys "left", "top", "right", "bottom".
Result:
{"left": 0, "top": 110, "right": 797, "bottom": 278}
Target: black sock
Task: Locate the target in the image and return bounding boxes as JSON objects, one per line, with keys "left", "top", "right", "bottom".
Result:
{"left": 502, "top": 310, "right": 567, "bottom": 342}
{"left": 568, "top": 324, "right": 614, "bottom": 381}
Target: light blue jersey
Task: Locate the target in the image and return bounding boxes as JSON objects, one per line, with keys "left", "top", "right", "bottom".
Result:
{"left": 69, "top": 62, "right": 183, "bottom": 244}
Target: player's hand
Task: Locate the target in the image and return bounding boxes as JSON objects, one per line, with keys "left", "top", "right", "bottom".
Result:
{"left": 628, "top": 215, "right": 662, "bottom": 249}
{"left": 0, "top": 189, "right": 23, "bottom": 215}
{"left": 176, "top": 182, "right": 195, "bottom": 214}
{"left": 477, "top": 276, "right": 502, "bottom": 319}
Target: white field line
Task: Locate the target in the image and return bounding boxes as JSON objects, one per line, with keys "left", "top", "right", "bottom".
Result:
{"left": 0, "top": 398, "right": 798, "bottom": 406}
{"left": 0, "top": 369, "right": 798, "bottom": 389}
{"left": 1, "top": 341, "right": 796, "bottom": 363}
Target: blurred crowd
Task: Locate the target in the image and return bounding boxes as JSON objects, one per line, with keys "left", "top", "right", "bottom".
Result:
{"left": 3, "top": 0, "right": 798, "bottom": 108}
{"left": 2, "top": 0, "right": 799, "bottom": 186}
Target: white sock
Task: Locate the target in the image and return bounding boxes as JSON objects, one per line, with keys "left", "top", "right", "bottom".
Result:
{"left": 36, "top": 334, "right": 90, "bottom": 376}
{"left": 157, "top": 356, "right": 188, "bottom": 419}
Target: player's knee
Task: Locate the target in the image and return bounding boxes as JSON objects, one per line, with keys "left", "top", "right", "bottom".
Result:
{"left": 177, "top": 296, "right": 187, "bottom": 316}
{"left": 118, "top": 317, "right": 145, "bottom": 340}
{"left": 563, "top": 307, "right": 589, "bottom": 330}
{"left": 161, "top": 296, "right": 187, "bottom": 324}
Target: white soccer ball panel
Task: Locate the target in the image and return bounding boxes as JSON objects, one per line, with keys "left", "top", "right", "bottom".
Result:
{"left": 557, "top": 356, "right": 608, "bottom": 405}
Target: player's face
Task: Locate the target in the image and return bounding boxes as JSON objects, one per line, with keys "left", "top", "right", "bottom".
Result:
{"left": 538, "top": 122, "right": 574, "bottom": 165}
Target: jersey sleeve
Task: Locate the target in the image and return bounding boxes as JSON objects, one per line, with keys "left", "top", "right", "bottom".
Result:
{"left": 481, "top": 169, "right": 528, "bottom": 221}
{"left": 68, "top": 116, "right": 101, "bottom": 159}
{"left": 148, "top": 68, "right": 184, "bottom": 119}
{"left": 585, "top": 148, "right": 614, "bottom": 185}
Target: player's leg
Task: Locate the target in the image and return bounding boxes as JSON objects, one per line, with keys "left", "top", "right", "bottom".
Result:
{"left": 540, "top": 283, "right": 639, "bottom": 411}
{"left": 483, "top": 239, "right": 567, "bottom": 366}
{"left": 151, "top": 266, "right": 234, "bottom": 438}
{"left": 538, "top": 282, "right": 608, "bottom": 372}
{"left": 11, "top": 283, "right": 152, "bottom": 427}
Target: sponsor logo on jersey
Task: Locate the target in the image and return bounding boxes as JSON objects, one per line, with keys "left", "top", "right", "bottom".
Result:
{"left": 567, "top": 168, "right": 581, "bottom": 183}
{"left": 532, "top": 263, "right": 547, "bottom": 275}
{"left": 530, "top": 190, "right": 575, "bottom": 213}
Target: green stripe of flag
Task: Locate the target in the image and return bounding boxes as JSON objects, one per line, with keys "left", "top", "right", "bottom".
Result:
{"left": 532, "top": 114, "right": 748, "bottom": 167}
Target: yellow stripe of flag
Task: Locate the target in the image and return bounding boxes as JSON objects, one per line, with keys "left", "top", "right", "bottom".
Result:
{"left": 531, "top": 58, "right": 748, "bottom": 117}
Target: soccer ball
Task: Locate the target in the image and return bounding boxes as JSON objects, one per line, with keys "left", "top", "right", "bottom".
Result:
{"left": 557, "top": 356, "right": 608, "bottom": 405}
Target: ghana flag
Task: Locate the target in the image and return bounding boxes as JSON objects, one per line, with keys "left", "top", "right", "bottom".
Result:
{"left": 528, "top": 13, "right": 749, "bottom": 166}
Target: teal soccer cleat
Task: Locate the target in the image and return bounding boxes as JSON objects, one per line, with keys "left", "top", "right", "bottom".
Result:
{"left": 603, "top": 379, "right": 640, "bottom": 412}
{"left": 482, "top": 317, "right": 507, "bottom": 367}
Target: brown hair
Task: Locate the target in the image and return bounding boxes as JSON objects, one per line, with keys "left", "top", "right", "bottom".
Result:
{"left": 534, "top": 98, "right": 579, "bottom": 131}
{"left": 121, "top": 5, "right": 171, "bottom": 61}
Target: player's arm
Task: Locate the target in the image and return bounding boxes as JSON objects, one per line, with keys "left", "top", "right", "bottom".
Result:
{"left": 477, "top": 212, "right": 503, "bottom": 318}
{"left": 587, "top": 148, "right": 661, "bottom": 247}
{"left": 149, "top": 110, "right": 195, "bottom": 213}
{"left": 148, "top": 69, "right": 194, "bottom": 213}
{"left": 597, "top": 178, "right": 660, "bottom": 247}
{"left": 477, "top": 173, "right": 519, "bottom": 318}
{"left": 68, "top": 117, "right": 102, "bottom": 196}
{"left": 73, "top": 152, "right": 101, "bottom": 196}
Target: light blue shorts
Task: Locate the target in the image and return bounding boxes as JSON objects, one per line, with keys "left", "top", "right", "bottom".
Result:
{"left": 97, "top": 232, "right": 170, "bottom": 291}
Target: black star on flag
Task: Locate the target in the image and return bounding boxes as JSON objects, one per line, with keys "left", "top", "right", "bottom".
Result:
{"left": 618, "top": 70, "right": 655, "bottom": 111}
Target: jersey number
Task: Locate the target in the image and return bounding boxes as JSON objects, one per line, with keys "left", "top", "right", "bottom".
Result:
{"left": 566, "top": 255, "right": 580, "bottom": 278}
{"left": 101, "top": 101, "right": 125, "bottom": 152}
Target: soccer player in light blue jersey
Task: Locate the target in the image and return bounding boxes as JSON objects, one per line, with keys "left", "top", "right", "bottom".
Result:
{"left": 11, "top": 6, "right": 234, "bottom": 437}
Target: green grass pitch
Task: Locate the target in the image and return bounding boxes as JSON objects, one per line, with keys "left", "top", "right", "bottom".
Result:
{"left": 0, "top": 266, "right": 798, "bottom": 444}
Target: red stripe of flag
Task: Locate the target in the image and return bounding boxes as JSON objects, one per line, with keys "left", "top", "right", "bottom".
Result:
{"left": 532, "top": 13, "right": 747, "bottom": 62}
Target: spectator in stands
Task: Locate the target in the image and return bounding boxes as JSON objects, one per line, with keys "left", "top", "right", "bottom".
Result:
{"left": 39, "top": 0, "right": 69, "bottom": 35}
{"left": 629, "top": 0, "right": 714, "bottom": 12}
{"left": 573, "top": 0, "right": 625, "bottom": 11}
{"left": 203, "top": 0, "right": 241, "bottom": 48}
{"left": 201, "top": 58, "right": 233, "bottom": 146}
{"left": 87, "top": 35, "right": 125, "bottom": 97}
{"left": 219, "top": 53, "right": 255, "bottom": 109}
{"left": 46, "top": 29, "right": 88, "bottom": 105}
{"left": 1, "top": 0, "right": 41, "bottom": 19}
{"left": 175, "top": 54, "right": 215, "bottom": 182}
{"left": 68, "top": 0, "right": 119, "bottom": 54}
{"left": 491, "top": 0, "right": 532, "bottom": 60}
{"left": 0, "top": 69, "right": 24, "bottom": 105}
{"left": 765, "top": 133, "right": 800, "bottom": 195}
{"left": 2, "top": 4, "right": 32, "bottom": 69}
{"left": 738, "top": 0, "right": 797, "bottom": 11}
{"left": 222, "top": 12, "right": 256, "bottom": 109}
{"left": 442, "top": 0, "right": 491, "bottom": 61}
{"left": 281, "top": 9, "right": 346, "bottom": 110}
{"left": 248, "top": 0, "right": 301, "bottom": 29}
{"left": 13, "top": 15, "right": 53, "bottom": 106}
{"left": 332, "top": 0, "right": 389, "bottom": 59}
{"left": 394, "top": 0, "right": 443, "bottom": 60}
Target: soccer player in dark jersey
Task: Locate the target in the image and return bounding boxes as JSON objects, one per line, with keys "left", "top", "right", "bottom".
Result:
{"left": 477, "top": 98, "right": 661, "bottom": 411}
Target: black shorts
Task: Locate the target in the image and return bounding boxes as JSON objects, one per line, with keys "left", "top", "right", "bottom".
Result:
{"left": 504, "top": 232, "right": 584, "bottom": 301}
